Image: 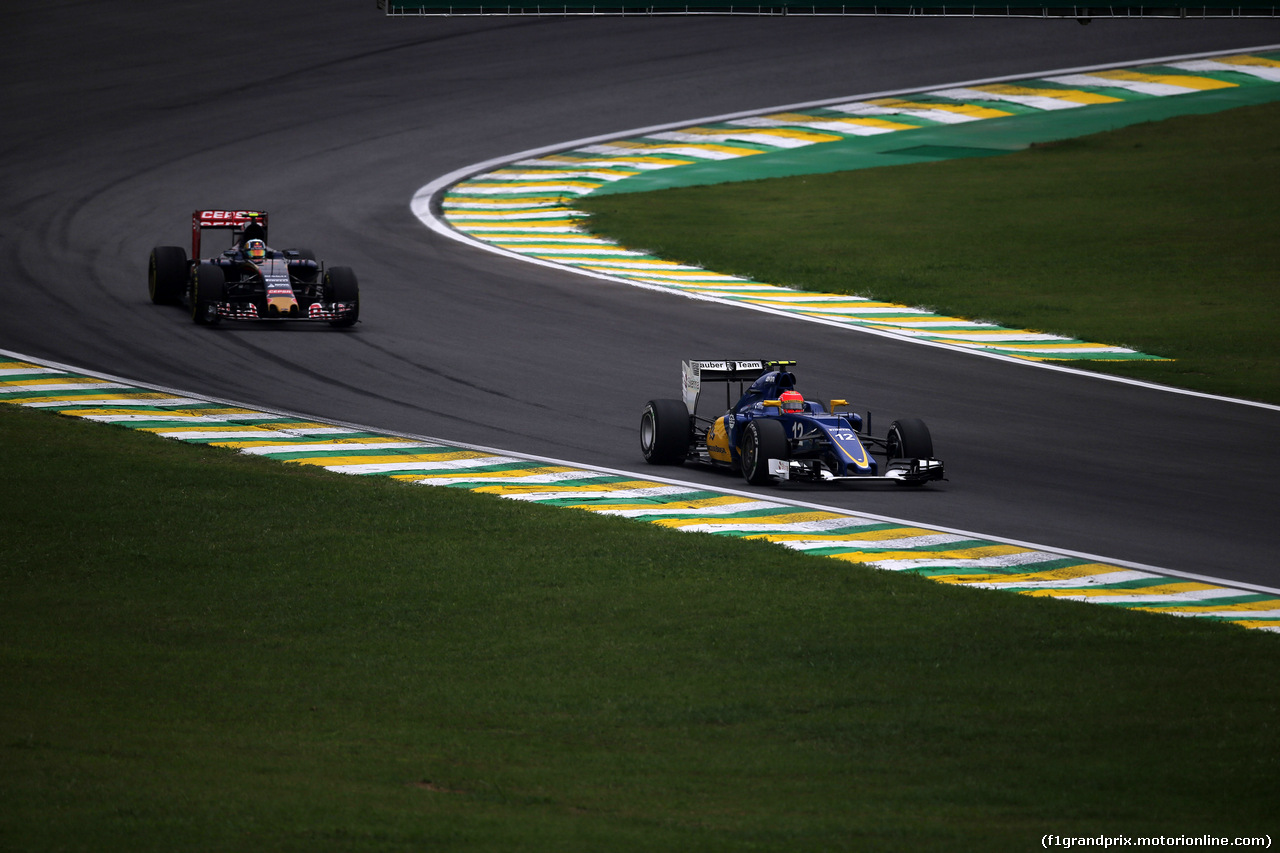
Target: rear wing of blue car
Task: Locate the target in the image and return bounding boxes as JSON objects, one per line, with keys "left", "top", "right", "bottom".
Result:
{"left": 681, "top": 359, "right": 795, "bottom": 416}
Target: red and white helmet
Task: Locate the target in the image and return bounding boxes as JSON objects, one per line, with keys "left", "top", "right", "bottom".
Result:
{"left": 780, "top": 390, "right": 804, "bottom": 413}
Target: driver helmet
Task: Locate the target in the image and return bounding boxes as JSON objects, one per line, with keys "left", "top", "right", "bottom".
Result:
{"left": 780, "top": 390, "right": 804, "bottom": 413}
{"left": 245, "top": 238, "right": 266, "bottom": 264}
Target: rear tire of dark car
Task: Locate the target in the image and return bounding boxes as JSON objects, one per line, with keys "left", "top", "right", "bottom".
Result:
{"left": 190, "top": 263, "right": 224, "bottom": 326}
{"left": 640, "top": 399, "right": 691, "bottom": 465}
{"left": 325, "top": 266, "right": 360, "bottom": 328}
{"left": 148, "top": 246, "right": 187, "bottom": 305}
{"left": 741, "top": 418, "right": 788, "bottom": 485}
{"left": 887, "top": 418, "right": 933, "bottom": 460}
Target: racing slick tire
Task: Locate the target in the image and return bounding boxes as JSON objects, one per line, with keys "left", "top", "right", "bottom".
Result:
{"left": 640, "top": 399, "right": 691, "bottom": 465}
{"left": 741, "top": 418, "right": 788, "bottom": 485}
{"left": 886, "top": 417, "right": 933, "bottom": 461}
{"left": 148, "top": 246, "right": 187, "bottom": 305}
{"left": 887, "top": 418, "right": 934, "bottom": 486}
{"left": 190, "top": 263, "right": 224, "bottom": 326}
{"left": 324, "top": 266, "right": 360, "bottom": 328}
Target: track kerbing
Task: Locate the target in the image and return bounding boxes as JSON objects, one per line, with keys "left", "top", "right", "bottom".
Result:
{"left": 5, "top": 352, "right": 1277, "bottom": 633}
{"left": 418, "top": 49, "right": 1280, "bottom": 366}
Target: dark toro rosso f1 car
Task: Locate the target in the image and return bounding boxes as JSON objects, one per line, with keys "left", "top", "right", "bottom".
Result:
{"left": 148, "top": 210, "right": 359, "bottom": 327}
{"left": 641, "top": 359, "right": 945, "bottom": 487}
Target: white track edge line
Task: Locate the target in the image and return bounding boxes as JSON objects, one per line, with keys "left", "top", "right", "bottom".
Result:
{"left": 5, "top": 346, "right": 1276, "bottom": 599}
{"left": 411, "top": 44, "right": 1280, "bottom": 414}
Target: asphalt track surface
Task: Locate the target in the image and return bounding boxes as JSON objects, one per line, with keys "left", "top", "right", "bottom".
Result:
{"left": 4, "top": 2, "right": 1278, "bottom": 587}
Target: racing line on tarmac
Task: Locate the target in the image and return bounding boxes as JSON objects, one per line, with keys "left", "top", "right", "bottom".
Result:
{"left": 5, "top": 351, "right": 1279, "bottom": 632}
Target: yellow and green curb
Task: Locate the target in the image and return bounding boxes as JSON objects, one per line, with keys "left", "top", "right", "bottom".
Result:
{"left": 428, "top": 49, "right": 1280, "bottom": 363}
{"left": 6, "top": 352, "right": 1276, "bottom": 633}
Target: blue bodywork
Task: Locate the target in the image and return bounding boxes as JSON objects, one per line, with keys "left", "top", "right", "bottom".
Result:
{"left": 723, "top": 368, "right": 875, "bottom": 477}
{"left": 649, "top": 358, "right": 945, "bottom": 486}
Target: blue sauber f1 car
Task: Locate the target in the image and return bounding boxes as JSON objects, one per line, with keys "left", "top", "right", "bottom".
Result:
{"left": 641, "top": 359, "right": 945, "bottom": 487}
{"left": 148, "top": 210, "right": 359, "bottom": 327}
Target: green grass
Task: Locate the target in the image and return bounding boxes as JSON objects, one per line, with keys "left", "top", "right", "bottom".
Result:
{"left": 578, "top": 101, "right": 1280, "bottom": 404}
{"left": 6, "top": 101, "right": 1280, "bottom": 850}
{"left": 3, "top": 401, "right": 1279, "bottom": 851}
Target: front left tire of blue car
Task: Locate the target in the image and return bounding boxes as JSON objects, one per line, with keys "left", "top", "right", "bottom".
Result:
{"left": 887, "top": 417, "right": 933, "bottom": 461}
{"left": 741, "top": 418, "right": 788, "bottom": 485}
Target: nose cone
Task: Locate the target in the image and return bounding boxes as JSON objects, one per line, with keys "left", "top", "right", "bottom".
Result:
{"left": 267, "top": 296, "right": 298, "bottom": 317}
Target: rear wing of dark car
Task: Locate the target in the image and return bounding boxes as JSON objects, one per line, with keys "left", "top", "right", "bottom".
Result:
{"left": 191, "top": 209, "right": 268, "bottom": 259}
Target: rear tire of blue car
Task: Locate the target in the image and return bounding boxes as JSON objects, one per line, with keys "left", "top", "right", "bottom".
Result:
{"left": 640, "top": 399, "right": 690, "bottom": 465}
{"left": 741, "top": 418, "right": 787, "bottom": 485}
{"left": 148, "top": 246, "right": 187, "bottom": 305}
{"left": 190, "top": 263, "right": 223, "bottom": 326}
{"left": 325, "top": 266, "right": 360, "bottom": 328}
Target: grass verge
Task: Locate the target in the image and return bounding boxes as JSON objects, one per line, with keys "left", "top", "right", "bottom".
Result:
{"left": 3, "top": 401, "right": 1278, "bottom": 851}
{"left": 578, "top": 101, "right": 1280, "bottom": 405}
